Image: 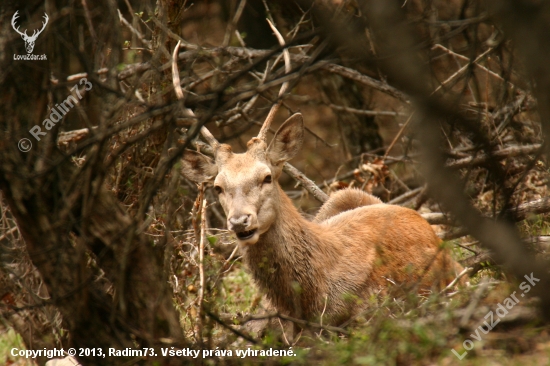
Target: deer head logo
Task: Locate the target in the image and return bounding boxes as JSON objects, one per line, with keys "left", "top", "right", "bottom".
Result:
{"left": 11, "top": 11, "right": 49, "bottom": 54}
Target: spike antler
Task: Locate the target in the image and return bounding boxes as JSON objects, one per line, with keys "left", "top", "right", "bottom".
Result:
{"left": 172, "top": 20, "right": 289, "bottom": 149}
{"left": 171, "top": 40, "right": 220, "bottom": 150}
{"left": 256, "top": 19, "right": 291, "bottom": 142}
{"left": 11, "top": 11, "right": 23, "bottom": 36}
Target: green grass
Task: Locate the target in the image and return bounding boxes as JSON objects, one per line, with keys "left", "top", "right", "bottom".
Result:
{"left": 0, "top": 327, "right": 34, "bottom": 366}
{"left": 219, "top": 265, "right": 258, "bottom": 316}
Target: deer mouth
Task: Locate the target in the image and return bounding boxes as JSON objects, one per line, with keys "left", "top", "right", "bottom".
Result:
{"left": 236, "top": 229, "right": 257, "bottom": 240}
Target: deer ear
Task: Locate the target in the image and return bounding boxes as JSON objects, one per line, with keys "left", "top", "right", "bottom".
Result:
{"left": 181, "top": 150, "right": 218, "bottom": 183}
{"left": 267, "top": 113, "right": 304, "bottom": 165}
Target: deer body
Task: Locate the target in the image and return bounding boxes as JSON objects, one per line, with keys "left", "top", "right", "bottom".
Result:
{"left": 182, "top": 113, "right": 461, "bottom": 326}
{"left": 242, "top": 185, "right": 454, "bottom": 324}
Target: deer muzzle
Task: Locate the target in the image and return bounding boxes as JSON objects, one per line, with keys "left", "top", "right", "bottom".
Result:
{"left": 228, "top": 214, "right": 258, "bottom": 242}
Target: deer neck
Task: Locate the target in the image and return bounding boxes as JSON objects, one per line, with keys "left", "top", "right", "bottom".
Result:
{"left": 241, "top": 185, "right": 325, "bottom": 317}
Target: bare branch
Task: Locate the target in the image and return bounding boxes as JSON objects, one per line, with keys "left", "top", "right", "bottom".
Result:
{"left": 283, "top": 163, "right": 329, "bottom": 203}
{"left": 431, "top": 47, "right": 494, "bottom": 95}
{"left": 197, "top": 188, "right": 207, "bottom": 341}
{"left": 328, "top": 104, "right": 404, "bottom": 116}
{"left": 440, "top": 266, "right": 472, "bottom": 294}
{"left": 447, "top": 144, "right": 542, "bottom": 169}
{"left": 323, "top": 63, "right": 410, "bottom": 103}
{"left": 117, "top": 9, "right": 151, "bottom": 49}
{"left": 239, "top": 312, "right": 349, "bottom": 335}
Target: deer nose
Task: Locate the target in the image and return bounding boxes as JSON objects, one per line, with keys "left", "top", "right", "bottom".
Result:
{"left": 228, "top": 215, "right": 250, "bottom": 232}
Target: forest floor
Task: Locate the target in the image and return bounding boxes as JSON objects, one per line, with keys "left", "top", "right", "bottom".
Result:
{"left": 212, "top": 260, "right": 550, "bottom": 366}
{"left": 4, "top": 262, "right": 550, "bottom": 366}
{"left": 3, "top": 212, "right": 550, "bottom": 366}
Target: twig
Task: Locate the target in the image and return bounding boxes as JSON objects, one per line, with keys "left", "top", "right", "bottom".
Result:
{"left": 317, "top": 295, "right": 329, "bottom": 338}
{"left": 328, "top": 104, "right": 403, "bottom": 116}
{"left": 0, "top": 226, "right": 18, "bottom": 242}
{"left": 88, "top": 44, "right": 409, "bottom": 104}
{"left": 204, "top": 309, "right": 258, "bottom": 344}
{"left": 388, "top": 186, "right": 423, "bottom": 205}
{"left": 57, "top": 128, "right": 96, "bottom": 146}
{"left": 223, "top": 0, "right": 247, "bottom": 47}
{"left": 459, "top": 278, "right": 491, "bottom": 327}
{"left": 118, "top": 62, "right": 151, "bottom": 80}
{"left": 116, "top": 47, "right": 401, "bottom": 101}
{"left": 493, "top": 93, "right": 536, "bottom": 134}
{"left": 212, "top": 244, "right": 240, "bottom": 287}
{"left": 460, "top": 251, "right": 494, "bottom": 272}
{"left": 432, "top": 44, "right": 518, "bottom": 90}
{"left": 278, "top": 318, "right": 291, "bottom": 346}
{"left": 438, "top": 227, "right": 469, "bottom": 240}
{"left": 239, "top": 312, "right": 349, "bottom": 335}
{"left": 420, "top": 212, "right": 449, "bottom": 225}
{"left": 283, "top": 163, "right": 329, "bottom": 203}
{"left": 447, "top": 144, "right": 541, "bottom": 169}
{"left": 117, "top": 9, "right": 152, "bottom": 49}
{"left": 432, "top": 47, "right": 494, "bottom": 95}
{"left": 66, "top": 69, "right": 108, "bottom": 82}
{"left": 425, "top": 14, "right": 488, "bottom": 27}
{"left": 234, "top": 30, "right": 246, "bottom": 48}
{"left": 323, "top": 63, "right": 410, "bottom": 103}
{"left": 453, "top": 241, "right": 478, "bottom": 254}
{"left": 435, "top": 196, "right": 550, "bottom": 240}
{"left": 439, "top": 266, "right": 471, "bottom": 294}
{"left": 382, "top": 112, "right": 413, "bottom": 160}
{"left": 223, "top": 61, "right": 270, "bottom": 125}
{"left": 81, "top": 0, "right": 97, "bottom": 43}
{"left": 149, "top": 15, "right": 197, "bottom": 51}
{"left": 198, "top": 187, "right": 207, "bottom": 341}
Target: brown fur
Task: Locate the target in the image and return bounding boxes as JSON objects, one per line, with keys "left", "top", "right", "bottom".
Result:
{"left": 181, "top": 113, "right": 464, "bottom": 326}
{"left": 242, "top": 187, "right": 460, "bottom": 325}
{"left": 314, "top": 188, "right": 383, "bottom": 223}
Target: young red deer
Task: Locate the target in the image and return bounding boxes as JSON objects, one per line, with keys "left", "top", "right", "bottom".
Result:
{"left": 178, "top": 18, "right": 462, "bottom": 327}
{"left": 180, "top": 113, "right": 463, "bottom": 326}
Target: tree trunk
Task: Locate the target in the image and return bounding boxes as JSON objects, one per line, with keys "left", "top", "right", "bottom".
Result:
{"left": 0, "top": 1, "right": 185, "bottom": 364}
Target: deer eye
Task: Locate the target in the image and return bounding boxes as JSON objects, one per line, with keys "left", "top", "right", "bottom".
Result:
{"left": 263, "top": 175, "right": 272, "bottom": 184}
{"left": 214, "top": 185, "right": 223, "bottom": 194}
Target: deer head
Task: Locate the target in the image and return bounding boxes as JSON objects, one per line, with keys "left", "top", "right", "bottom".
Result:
{"left": 12, "top": 11, "right": 49, "bottom": 54}
{"left": 181, "top": 113, "right": 303, "bottom": 245}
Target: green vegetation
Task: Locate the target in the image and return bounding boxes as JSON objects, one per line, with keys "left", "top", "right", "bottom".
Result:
{"left": 0, "top": 328, "right": 33, "bottom": 366}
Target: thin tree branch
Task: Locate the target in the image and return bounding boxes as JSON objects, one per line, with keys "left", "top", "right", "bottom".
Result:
{"left": 239, "top": 312, "right": 349, "bottom": 335}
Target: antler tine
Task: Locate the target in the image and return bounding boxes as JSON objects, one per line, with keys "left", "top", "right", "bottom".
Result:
{"left": 171, "top": 40, "right": 220, "bottom": 150}
{"left": 30, "top": 13, "right": 49, "bottom": 38}
{"left": 11, "top": 11, "right": 26, "bottom": 36}
{"left": 39, "top": 13, "right": 49, "bottom": 33}
{"left": 257, "top": 19, "right": 291, "bottom": 142}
